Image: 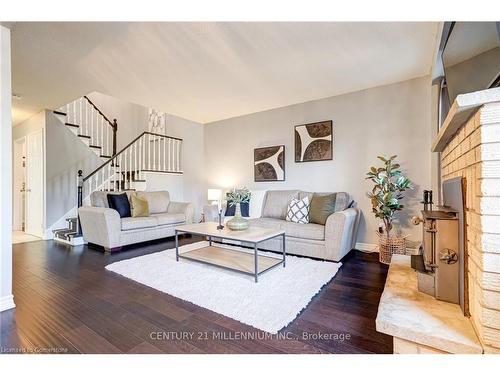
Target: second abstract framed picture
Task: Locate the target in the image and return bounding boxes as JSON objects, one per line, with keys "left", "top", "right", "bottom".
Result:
{"left": 294, "top": 120, "right": 333, "bottom": 162}
{"left": 254, "top": 145, "right": 285, "bottom": 182}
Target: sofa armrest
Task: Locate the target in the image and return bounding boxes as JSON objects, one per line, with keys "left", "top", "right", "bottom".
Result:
{"left": 324, "top": 207, "right": 361, "bottom": 261}
{"left": 168, "top": 201, "right": 194, "bottom": 224}
{"left": 202, "top": 203, "right": 228, "bottom": 222}
{"left": 78, "top": 206, "right": 121, "bottom": 248}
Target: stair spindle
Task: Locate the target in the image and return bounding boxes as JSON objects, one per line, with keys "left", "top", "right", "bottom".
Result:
{"left": 161, "top": 138, "right": 167, "bottom": 171}
{"left": 168, "top": 138, "right": 172, "bottom": 172}
{"left": 119, "top": 154, "right": 122, "bottom": 191}
{"left": 134, "top": 141, "right": 137, "bottom": 182}
{"left": 84, "top": 100, "right": 88, "bottom": 136}
{"left": 176, "top": 139, "right": 180, "bottom": 172}
{"left": 153, "top": 135, "right": 156, "bottom": 171}
{"left": 106, "top": 163, "right": 111, "bottom": 191}
{"left": 148, "top": 133, "right": 151, "bottom": 170}
{"left": 79, "top": 98, "right": 83, "bottom": 130}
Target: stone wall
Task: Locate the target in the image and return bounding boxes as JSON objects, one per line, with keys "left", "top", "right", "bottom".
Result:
{"left": 441, "top": 102, "right": 500, "bottom": 353}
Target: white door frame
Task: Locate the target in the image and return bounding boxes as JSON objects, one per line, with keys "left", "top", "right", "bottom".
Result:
{"left": 12, "top": 136, "right": 26, "bottom": 231}
{"left": 25, "top": 129, "right": 44, "bottom": 238}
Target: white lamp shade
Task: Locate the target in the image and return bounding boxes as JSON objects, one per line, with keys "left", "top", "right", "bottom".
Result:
{"left": 207, "top": 188, "right": 222, "bottom": 201}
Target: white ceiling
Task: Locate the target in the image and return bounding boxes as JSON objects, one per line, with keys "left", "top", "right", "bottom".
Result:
{"left": 9, "top": 22, "right": 439, "bottom": 125}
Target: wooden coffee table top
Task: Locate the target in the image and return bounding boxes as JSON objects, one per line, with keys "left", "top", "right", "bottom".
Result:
{"left": 175, "top": 222, "right": 284, "bottom": 243}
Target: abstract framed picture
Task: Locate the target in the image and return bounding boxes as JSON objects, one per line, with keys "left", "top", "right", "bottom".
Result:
{"left": 254, "top": 145, "right": 285, "bottom": 182}
{"left": 294, "top": 120, "right": 333, "bottom": 162}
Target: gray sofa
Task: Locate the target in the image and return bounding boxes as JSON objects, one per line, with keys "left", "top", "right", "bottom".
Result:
{"left": 203, "top": 190, "right": 360, "bottom": 262}
{"left": 79, "top": 191, "right": 194, "bottom": 252}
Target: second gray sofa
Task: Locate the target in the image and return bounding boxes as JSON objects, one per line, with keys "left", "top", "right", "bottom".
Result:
{"left": 204, "top": 190, "right": 360, "bottom": 262}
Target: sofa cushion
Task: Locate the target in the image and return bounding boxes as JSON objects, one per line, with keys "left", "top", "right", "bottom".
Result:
{"left": 334, "top": 192, "right": 350, "bottom": 212}
{"left": 299, "top": 191, "right": 350, "bottom": 213}
{"left": 225, "top": 198, "right": 249, "bottom": 217}
{"left": 281, "top": 221, "right": 325, "bottom": 241}
{"left": 262, "top": 190, "right": 300, "bottom": 219}
{"left": 136, "top": 191, "right": 170, "bottom": 214}
{"left": 151, "top": 213, "right": 185, "bottom": 226}
{"left": 121, "top": 216, "right": 158, "bottom": 231}
{"left": 91, "top": 191, "right": 132, "bottom": 208}
{"left": 131, "top": 193, "right": 150, "bottom": 217}
{"left": 309, "top": 193, "right": 337, "bottom": 225}
{"left": 249, "top": 217, "right": 283, "bottom": 230}
{"left": 250, "top": 217, "right": 325, "bottom": 241}
{"left": 107, "top": 193, "right": 131, "bottom": 218}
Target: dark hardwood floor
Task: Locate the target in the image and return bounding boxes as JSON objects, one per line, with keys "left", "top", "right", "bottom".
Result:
{"left": 1, "top": 237, "right": 392, "bottom": 354}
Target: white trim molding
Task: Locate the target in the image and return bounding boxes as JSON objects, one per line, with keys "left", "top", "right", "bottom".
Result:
{"left": 0, "top": 294, "right": 15, "bottom": 312}
{"left": 355, "top": 242, "right": 379, "bottom": 252}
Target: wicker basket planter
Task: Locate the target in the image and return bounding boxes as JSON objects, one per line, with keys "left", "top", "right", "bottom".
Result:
{"left": 377, "top": 232, "right": 407, "bottom": 264}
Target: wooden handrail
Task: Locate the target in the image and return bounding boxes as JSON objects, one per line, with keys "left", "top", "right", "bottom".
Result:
{"left": 82, "top": 131, "right": 182, "bottom": 182}
{"left": 83, "top": 95, "right": 116, "bottom": 129}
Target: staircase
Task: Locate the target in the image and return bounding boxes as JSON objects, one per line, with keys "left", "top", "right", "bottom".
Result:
{"left": 51, "top": 96, "right": 183, "bottom": 246}
{"left": 81, "top": 131, "right": 182, "bottom": 194}
{"left": 52, "top": 95, "right": 118, "bottom": 160}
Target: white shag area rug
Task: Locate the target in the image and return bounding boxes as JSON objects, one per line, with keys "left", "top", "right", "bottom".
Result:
{"left": 105, "top": 241, "right": 341, "bottom": 333}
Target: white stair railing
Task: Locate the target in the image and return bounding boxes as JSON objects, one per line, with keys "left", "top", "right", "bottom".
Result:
{"left": 59, "top": 95, "right": 118, "bottom": 157}
{"left": 79, "top": 131, "right": 182, "bottom": 200}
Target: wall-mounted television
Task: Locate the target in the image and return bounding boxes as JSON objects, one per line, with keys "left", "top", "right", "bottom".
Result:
{"left": 443, "top": 22, "right": 500, "bottom": 106}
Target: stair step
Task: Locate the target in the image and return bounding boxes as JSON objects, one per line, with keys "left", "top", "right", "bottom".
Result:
{"left": 132, "top": 179, "right": 146, "bottom": 182}
{"left": 53, "top": 110, "right": 67, "bottom": 116}
{"left": 100, "top": 155, "right": 112, "bottom": 158}
{"left": 66, "top": 217, "right": 77, "bottom": 223}
{"left": 77, "top": 134, "right": 91, "bottom": 139}
{"left": 53, "top": 228, "right": 77, "bottom": 240}
{"left": 65, "top": 123, "right": 79, "bottom": 128}
{"left": 89, "top": 145, "right": 102, "bottom": 149}
{"left": 141, "top": 169, "right": 182, "bottom": 174}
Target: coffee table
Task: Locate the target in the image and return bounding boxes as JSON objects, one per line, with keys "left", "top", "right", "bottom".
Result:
{"left": 174, "top": 222, "right": 286, "bottom": 282}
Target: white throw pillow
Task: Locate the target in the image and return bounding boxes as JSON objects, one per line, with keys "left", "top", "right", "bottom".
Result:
{"left": 285, "top": 196, "right": 310, "bottom": 224}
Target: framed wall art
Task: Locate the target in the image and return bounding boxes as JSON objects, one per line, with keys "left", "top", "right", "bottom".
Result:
{"left": 254, "top": 145, "right": 285, "bottom": 182}
{"left": 294, "top": 120, "right": 333, "bottom": 162}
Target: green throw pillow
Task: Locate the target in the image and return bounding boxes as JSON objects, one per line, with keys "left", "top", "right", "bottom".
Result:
{"left": 131, "top": 193, "right": 150, "bottom": 218}
{"left": 309, "top": 193, "right": 337, "bottom": 225}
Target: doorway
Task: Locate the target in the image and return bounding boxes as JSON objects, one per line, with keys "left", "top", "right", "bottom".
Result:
{"left": 13, "top": 137, "right": 26, "bottom": 231}
{"left": 12, "top": 129, "right": 44, "bottom": 242}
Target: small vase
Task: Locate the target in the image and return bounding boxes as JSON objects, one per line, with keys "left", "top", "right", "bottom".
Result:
{"left": 226, "top": 203, "right": 249, "bottom": 231}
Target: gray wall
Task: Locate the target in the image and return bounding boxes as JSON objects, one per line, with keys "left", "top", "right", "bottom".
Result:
{"left": 163, "top": 113, "right": 205, "bottom": 221}
{"left": 86, "top": 92, "right": 149, "bottom": 150}
{"left": 45, "top": 111, "right": 102, "bottom": 228}
{"left": 204, "top": 76, "right": 432, "bottom": 244}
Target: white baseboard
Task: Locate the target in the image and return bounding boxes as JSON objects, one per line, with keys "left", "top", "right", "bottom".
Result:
{"left": 0, "top": 295, "right": 15, "bottom": 312}
{"left": 355, "top": 242, "right": 379, "bottom": 252}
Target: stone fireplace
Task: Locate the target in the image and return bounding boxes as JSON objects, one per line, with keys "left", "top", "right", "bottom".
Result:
{"left": 439, "top": 98, "right": 500, "bottom": 353}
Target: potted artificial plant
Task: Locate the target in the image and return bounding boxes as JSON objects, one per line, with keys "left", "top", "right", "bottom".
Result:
{"left": 226, "top": 187, "right": 252, "bottom": 231}
{"left": 366, "top": 155, "right": 413, "bottom": 264}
